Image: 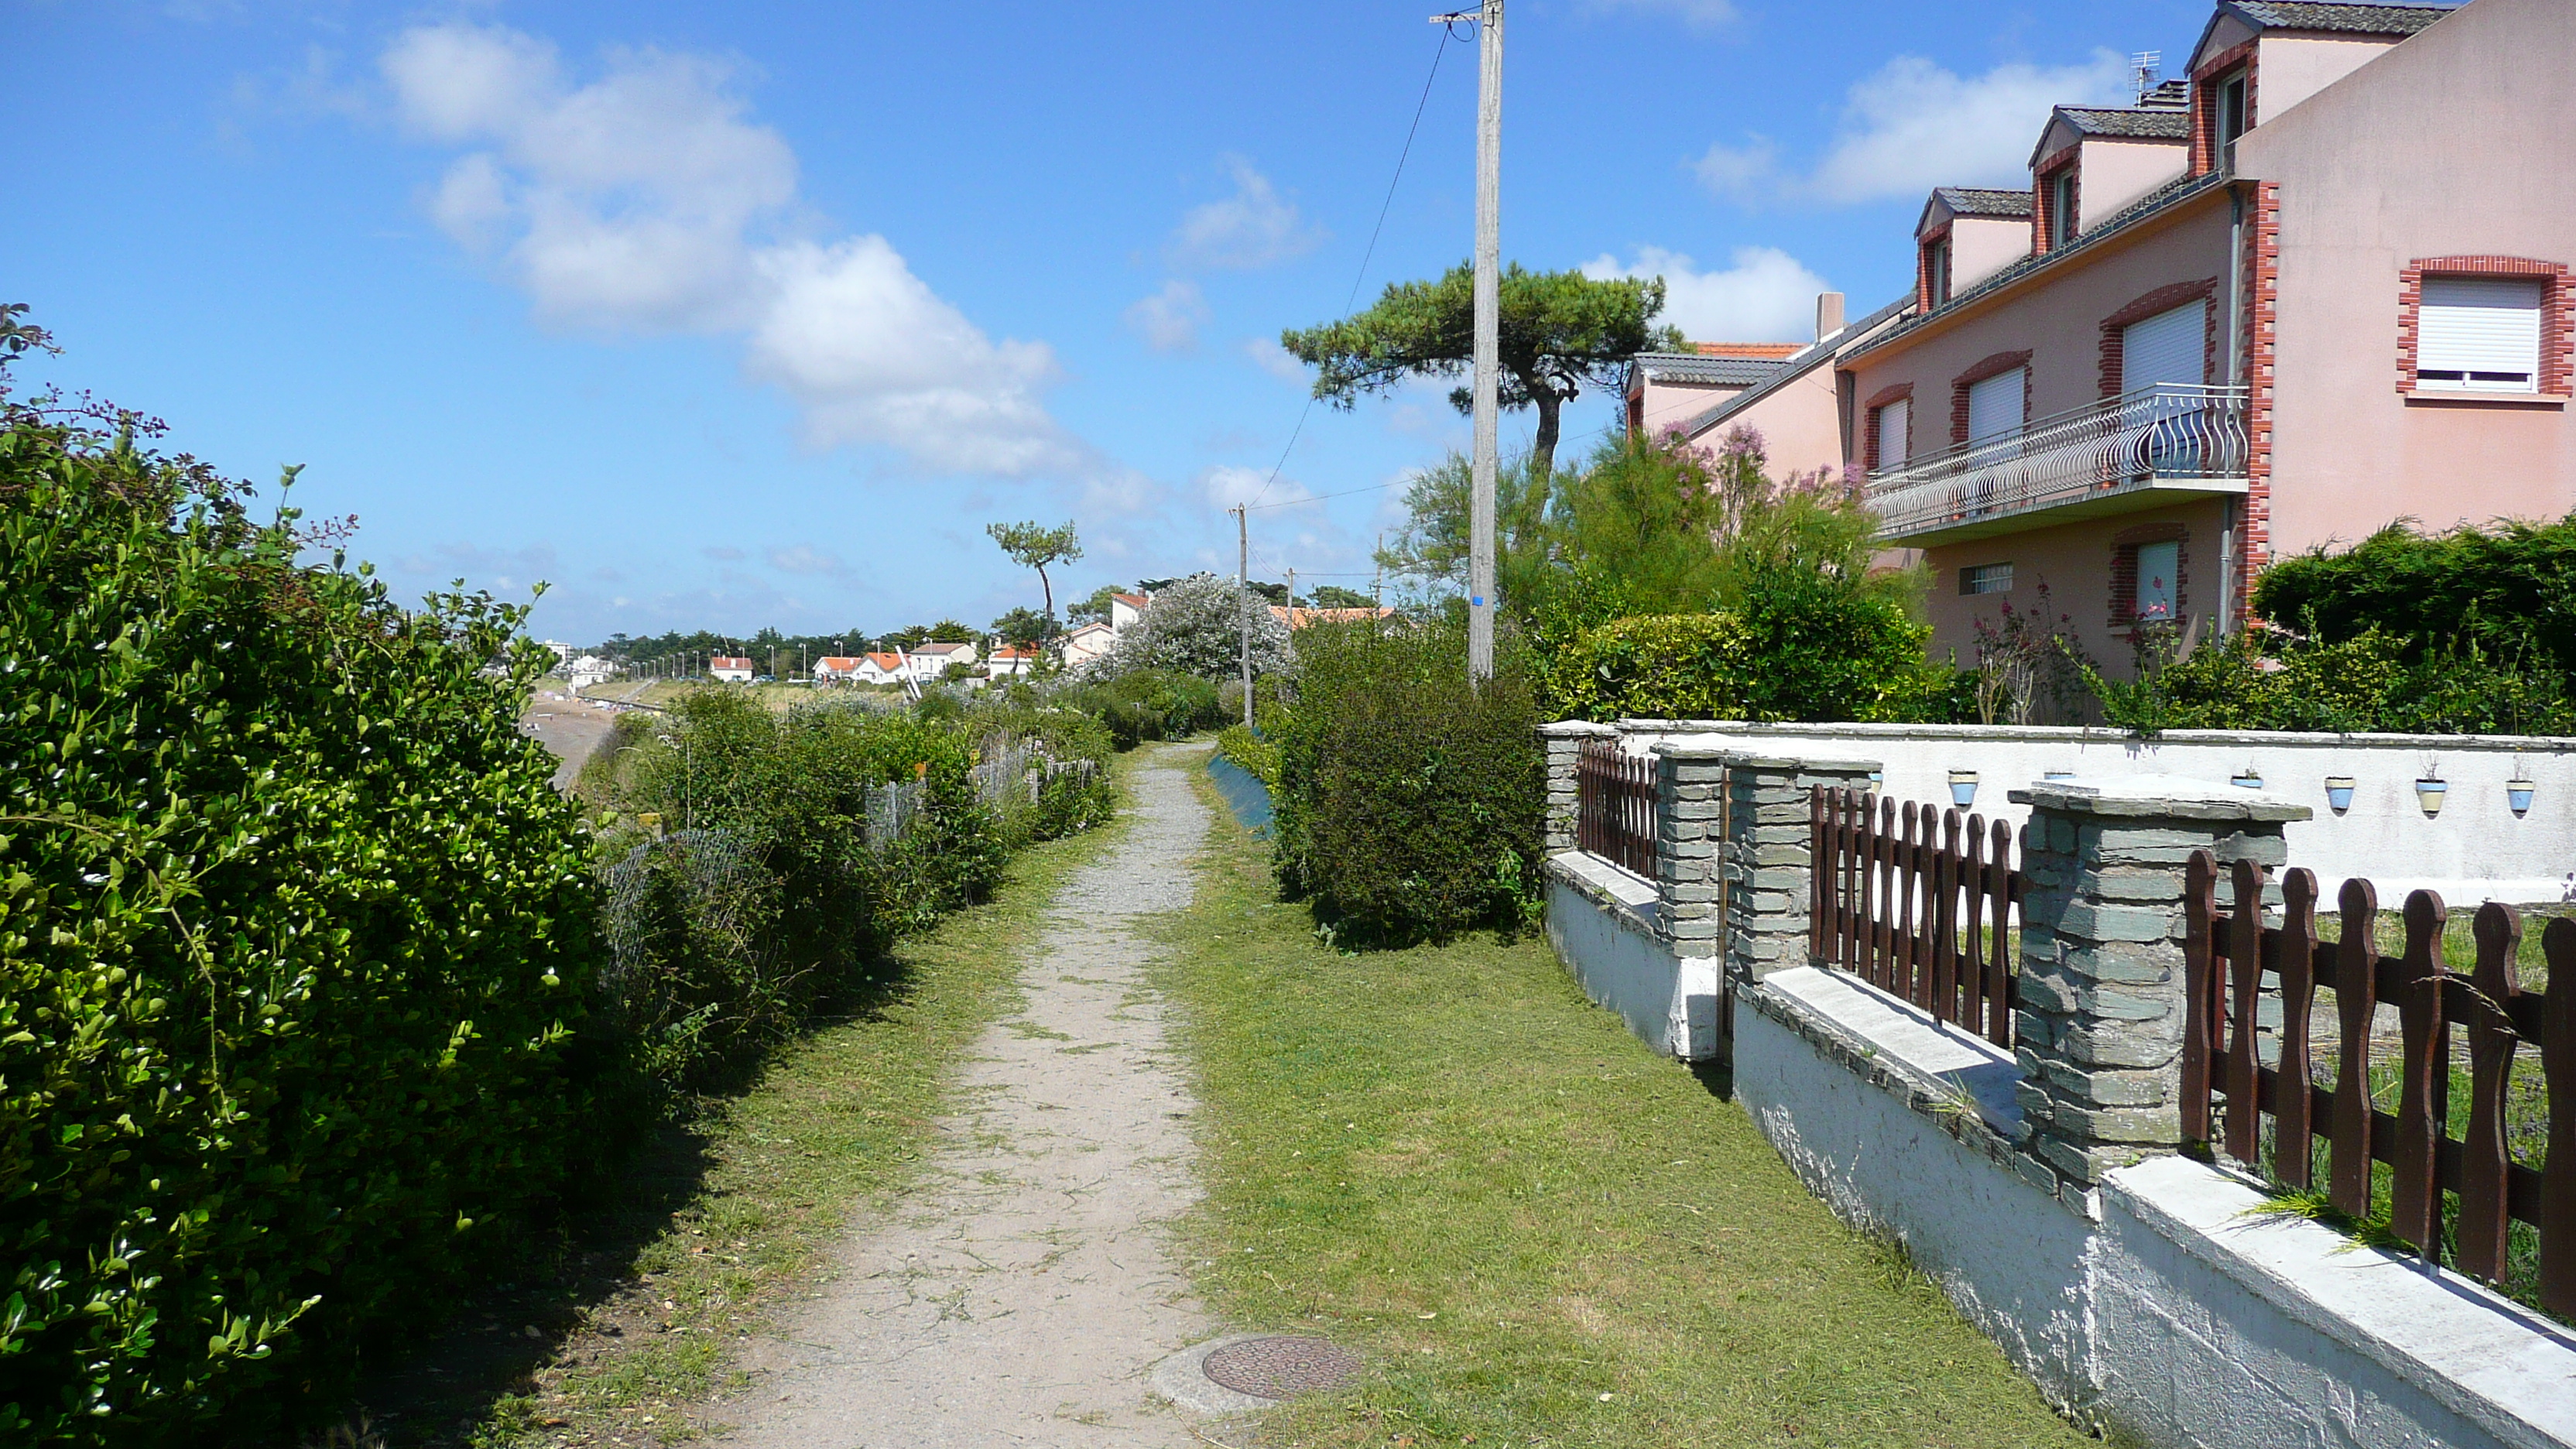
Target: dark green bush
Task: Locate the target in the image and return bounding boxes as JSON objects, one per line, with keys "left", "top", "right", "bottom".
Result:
{"left": 1052, "top": 669, "right": 1225, "bottom": 748}
{"left": 2095, "top": 624, "right": 2576, "bottom": 738}
{"left": 1549, "top": 614, "right": 1749, "bottom": 722}
{"left": 2254, "top": 515, "right": 2576, "bottom": 674}
{"left": 1271, "top": 618, "right": 1544, "bottom": 946}
{"left": 0, "top": 389, "right": 594, "bottom": 1437}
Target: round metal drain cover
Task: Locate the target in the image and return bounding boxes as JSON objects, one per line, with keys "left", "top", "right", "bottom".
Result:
{"left": 1200, "top": 1335, "right": 1362, "bottom": 1399}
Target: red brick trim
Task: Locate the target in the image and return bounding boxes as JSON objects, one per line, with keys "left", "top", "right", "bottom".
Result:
{"left": 2239, "top": 180, "right": 2280, "bottom": 625}
{"left": 2033, "top": 152, "right": 2079, "bottom": 255}
{"left": 2191, "top": 43, "right": 2259, "bottom": 177}
{"left": 1917, "top": 223, "right": 1954, "bottom": 312}
{"left": 2393, "top": 255, "right": 2573, "bottom": 398}
{"left": 1949, "top": 350, "right": 2033, "bottom": 445}
{"left": 2108, "top": 522, "right": 2191, "bottom": 628}
{"left": 2098, "top": 279, "right": 2221, "bottom": 398}
{"left": 1862, "top": 382, "right": 1915, "bottom": 472}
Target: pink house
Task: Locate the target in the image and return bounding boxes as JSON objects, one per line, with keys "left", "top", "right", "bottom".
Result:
{"left": 1711, "top": 0, "right": 2575, "bottom": 673}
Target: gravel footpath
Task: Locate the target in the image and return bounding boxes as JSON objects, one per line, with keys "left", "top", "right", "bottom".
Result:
{"left": 699, "top": 744, "right": 1220, "bottom": 1447}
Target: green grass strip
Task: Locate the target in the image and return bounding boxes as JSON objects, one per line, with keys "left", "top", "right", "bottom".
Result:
{"left": 1153, "top": 769, "right": 2088, "bottom": 1448}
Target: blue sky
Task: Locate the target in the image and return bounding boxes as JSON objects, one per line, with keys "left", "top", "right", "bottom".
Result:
{"left": 6, "top": 0, "right": 2215, "bottom": 644}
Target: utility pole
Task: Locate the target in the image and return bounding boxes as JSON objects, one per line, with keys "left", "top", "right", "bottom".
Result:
{"left": 1286, "top": 566, "right": 1296, "bottom": 615}
{"left": 1235, "top": 503, "right": 1254, "bottom": 728}
{"left": 1464, "top": 0, "right": 1504, "bottom": 681}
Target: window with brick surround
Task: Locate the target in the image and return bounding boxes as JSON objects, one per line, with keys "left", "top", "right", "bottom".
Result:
{"left": 2108, "top": 523, "right": 2191, "bottom": 627}
{"left": 1872, "top": 398, "right": 1910, "bottom": 471}
{"left": 1959, "top": 562, "right": 2013, "bottom": 596}
{"left": 2395, "top": 257, "right": 2572, "bottom": 398}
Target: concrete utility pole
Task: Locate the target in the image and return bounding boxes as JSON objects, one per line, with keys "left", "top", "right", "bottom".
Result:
{"left": 1467, "top": 0, "right": 1503, "bottom": 681}
{"left": 1235, "top": 504, "right": 1254, "bottom": 728}
{"left": 1286, "top": 566, "right": 1296, "bottom": 614}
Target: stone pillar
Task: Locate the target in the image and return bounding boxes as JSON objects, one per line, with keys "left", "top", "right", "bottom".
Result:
{"left": 2009, "top": 777, "right": 2310, "bottom": 1200}
{"left": 1538, "top": 721, "right": 1618, "bottom": 855}
{"left": 1646, "top": 742, "right": 1730, "bottom": 952}
{"left": 1718, "top": 752, "right": 1880, "bottom": 988}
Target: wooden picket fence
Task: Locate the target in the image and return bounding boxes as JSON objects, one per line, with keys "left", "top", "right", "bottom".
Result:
{"left": 1810, "top": 786, "right": 2025, "bottom": 1047}
{"left": 1575, "top": 738, "right": 1657, "bottom": 879}
{"left": 2184, "top": 851, "right": 2576, "bottom": 1314}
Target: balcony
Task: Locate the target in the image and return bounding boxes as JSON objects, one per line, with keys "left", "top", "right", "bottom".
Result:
{"left": 1865, "top": 384, "right": 2249, "bottom": 546}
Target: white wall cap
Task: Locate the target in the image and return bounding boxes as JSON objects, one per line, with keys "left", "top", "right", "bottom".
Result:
{"left": 1598, "top": 718, "right": 2576, "bottom": 753}
{"left": 1539, "top": 720, "right": 1620, "bottom": 738}
{"left": 1758, "top": 966, "right": 2023, "bottom": 1135}
{"left": 2009, "top": 775, "right": 2314, "bottom": 823}
{"left": 2105, "top": 1155, "right": 2576, "bottom": 1449}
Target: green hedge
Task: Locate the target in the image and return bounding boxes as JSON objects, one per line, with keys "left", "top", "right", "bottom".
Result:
{"left": 1, "top": 410, "right": 594, "bottom": 1438}
{"left": 2254, "top": 515, "right": 2576, "bottom": 674}
{"left": 1214, "top": 724, "right": 1279, "bottom": 788}
{"left": 2092, "top": 625, "right": 2576, "bottom": 738}
{"left": 1048, "top": 669, "right": 1225, "bottom": 749}
{"left": 1549, "top": 598, "right": 1944, "bottom": 725}
{"left": 1270, "top": 619, "right": 1543, "bottom": 945}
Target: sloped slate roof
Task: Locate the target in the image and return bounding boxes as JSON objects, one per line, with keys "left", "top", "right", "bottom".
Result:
{"left": 2057, "top": 106, "right": 2191, "bottom": 140}
{"left": 2226, "top": 1, "right": 2452, "bottom": 35}
{"left": 1633, "top": 351, "right": 1793, "bottom": 387}
{"left": 1934, "top": 187, "right": 2034, "bottom": 219}
{"left": 1671, "top": 292, "right": 1915, "bottom": 441}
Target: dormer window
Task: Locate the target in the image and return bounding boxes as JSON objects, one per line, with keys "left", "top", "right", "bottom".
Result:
{"left": 1923, "top": 234, "right": 1952, "bottom": 307}
{"left": 2212, "top": 68, "right": 2249, "bottom": 167}
{"left": 2047, "top": 169, "right": 2078, "bottom": 249}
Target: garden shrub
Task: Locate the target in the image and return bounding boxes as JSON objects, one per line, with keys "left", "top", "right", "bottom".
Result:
{"left": 1050, "top": 669, "right": 1225, "bottom": 748}
{"left": 2089, "top": 623, "right": 2576, "bottom": 738}
{"left": 0, "top": 364, "right": 597, "bottom": 1438}
{"left": 2254, "top": 515, "right": 2576, "bottom": 674}
{"left": 1214, "top": 723, "right": 1279, "bottom": 787}
{"left": 1549, "top": 613, "right": 1749, "bottom": 722}
{"left": 1271, "top": 618, "right": 1544, "bottom": 945}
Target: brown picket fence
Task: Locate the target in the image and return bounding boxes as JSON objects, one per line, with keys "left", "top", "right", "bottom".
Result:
{"left": 2184, "top": 851, "right": 2576, "bottom": 1314}
{"left": 1576, "top": 738, "right": 1657, "bottom": 879}
{"left": 1810, "top": 786, "right": 2025, "bottom": 1047}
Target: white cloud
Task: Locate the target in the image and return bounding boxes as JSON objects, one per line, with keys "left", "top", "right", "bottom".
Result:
{"left": 1244, "top": 336, "right": 1308, "bottom": 382}
{"left": 766, "top": 543, "right": 847, "bottom": 577}
{"left": 1694, "top": 50, "right": 2129, "bottom": 206}
{"left": 1578, "top": 0, "right": 1738, "bottom": 32}
{"left": 1581, "top": 246, "right": 1830, "bottom": 344}
{"left": 380, "top": 22, "right": 1077, "bottom": 476}
{"left": 1170, "top": 156, "right": 1323, "bottom": 271}
{"left": 1125, "top": 279, "right": 1210, "bottom": 353}
{"left": 1200, "top": 464, "right": 1305, "bottom": 512}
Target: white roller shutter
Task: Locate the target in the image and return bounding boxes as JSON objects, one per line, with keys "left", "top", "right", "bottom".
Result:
{"left": 2418, "top": 276, "right": 2542, "bottom": 392}
{"left": 1967, "top": 368, "right": 2026, "bottom": 444}
{"left": 1875, "top": 398, "right": 1910, "bottom": 468}
{"left": 2122, "top": 300, "right": 2208, "bottom": 392}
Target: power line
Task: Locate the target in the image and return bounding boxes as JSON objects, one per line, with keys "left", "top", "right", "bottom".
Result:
{"left": 1243, "top": 475, "right": 1408, "bottom": 512}
{"left": 1247, "top": 22, "right": 1459, "bottom": 510}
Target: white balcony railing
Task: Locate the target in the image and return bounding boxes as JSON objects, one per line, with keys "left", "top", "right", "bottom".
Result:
{"left": 1865, "top": 384, "right": 2250, "bottom": 543}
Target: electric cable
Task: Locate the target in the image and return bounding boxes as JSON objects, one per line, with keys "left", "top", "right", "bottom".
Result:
{"left": 1245, "top": 21, "right": 1460, "bottom": 509}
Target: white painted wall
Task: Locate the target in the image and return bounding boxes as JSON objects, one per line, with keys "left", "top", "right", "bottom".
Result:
{"left": 1611, "top": 721, "right": 2576, "bottom": 904}
{"left": 1544, "top": 853, "right": 1720, "bottom": 1061}
{"left": 1716, "top": 962, "right": 2576, "bottom": 1449}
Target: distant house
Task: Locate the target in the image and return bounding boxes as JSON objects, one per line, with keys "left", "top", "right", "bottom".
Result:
{"left": 565, "top": 654, "right": 618, "bottom": 689}
{"left": 812, "top": 655, "right": 865, "bottom": 683}
{"left": 1109, "top": 591, "right": 1152, "bottom": 632}
{"left": 1268, "top": 605, "right": 1396, "bottom": 630}
{"left": 854, "top": 652, "right": 907, "bottom": 685}
{"left": 909, "top": 641, "right": 978, "bottom": 680}
{"left": 710, "top": 655, "right": 756, "bottom": 683}
{"left": 1060, "top": 620, "right": 1117, "bottom": 668}
{"left": 985, "top": 644, "right": 1038, "bottom": 677}
{"left": 1623, "top": 342, "right": 1807, "bottom": 439}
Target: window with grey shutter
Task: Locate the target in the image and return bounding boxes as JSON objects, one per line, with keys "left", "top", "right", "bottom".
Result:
{"left": 1875, "top": 398, "right": 1910, "bottom": 469}
{"left": 2417, "top": 276, "right": 2543, "bottom": 392}
{"left": 1967, "top": 368, "right": 2026, "bottom": 444}
{"left": 2122, "top": 300, "right": 2206, "bottom": 392}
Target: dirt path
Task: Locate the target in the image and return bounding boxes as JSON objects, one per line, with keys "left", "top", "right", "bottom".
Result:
{"left": 701, "top": 744, "right": 1218, "bottom": 1447}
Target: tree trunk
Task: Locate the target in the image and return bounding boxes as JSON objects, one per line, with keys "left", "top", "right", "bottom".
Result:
{"left": 1527, "top": 378, "right": 1563, "bottom": 483}
{"left": 1036, "top": 566, "right": 1057, "bottom": 670}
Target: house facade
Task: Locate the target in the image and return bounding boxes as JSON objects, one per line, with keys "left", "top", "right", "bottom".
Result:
{"left": 985, "top": 644, "right": 1037, "bottom": 677}
{"left": 909, "top": 641, "right": 978, "bottom": 680}
{"left": 1676, "top": 0, "right": 2574, "bottom": 675}
{"left": 709, "top": 655, "right": 756, "bottom": 683}
{"left": 1845, "top": 0, "right": 2574, "bottom": 670}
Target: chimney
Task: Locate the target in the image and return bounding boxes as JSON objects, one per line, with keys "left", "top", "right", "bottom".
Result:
{"left": 1814, "top": 291, "right": 1845, "bottom": 342}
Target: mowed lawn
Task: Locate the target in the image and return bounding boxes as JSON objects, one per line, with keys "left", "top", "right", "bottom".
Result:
{"left": 1154, "top": 775, "right": 2089, "bottom": 1448}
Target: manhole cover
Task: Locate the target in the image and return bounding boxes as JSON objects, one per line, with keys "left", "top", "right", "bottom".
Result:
{"left": 1200, "top": 1335, "right": 1362, "bottom": 1399}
